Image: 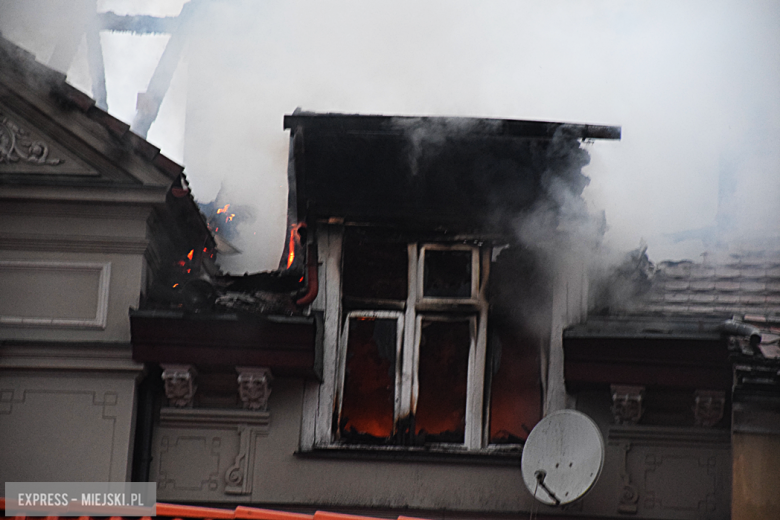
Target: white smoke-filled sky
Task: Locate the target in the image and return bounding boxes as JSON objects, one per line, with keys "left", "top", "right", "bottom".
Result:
{"left": 1, "top": 0, "right": 778, "bottom": 272}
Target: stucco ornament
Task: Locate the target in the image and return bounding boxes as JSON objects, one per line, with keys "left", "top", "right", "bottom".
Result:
{"left": 0, "top": 114, "right": 63, "bottom": 165}
{"left": 611, "top": 385, "right": 645, "bottom": 425}
{"left": 162, "top": 364, "right": 197, "bottom": 408}
{"left": 237, "top": 367, "right": 273, "bottom": 411}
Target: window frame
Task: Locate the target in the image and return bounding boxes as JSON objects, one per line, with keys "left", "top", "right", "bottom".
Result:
{"left": 301, "top": 225, "right": 495, "bottom": 452}
{"left": 418, "top": 244, "right": 480, "bottom": 303}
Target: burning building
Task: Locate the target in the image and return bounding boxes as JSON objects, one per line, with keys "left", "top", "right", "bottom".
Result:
{"left": 126, "top": 110, "right": 623, "bottom": 515}
{"left": 3, "top": 26, "right": 779, "bottom": 520}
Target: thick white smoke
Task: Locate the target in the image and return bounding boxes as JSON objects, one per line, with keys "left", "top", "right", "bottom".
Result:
{"left": 1, "top": 0, "right": 778, "bottom": 272}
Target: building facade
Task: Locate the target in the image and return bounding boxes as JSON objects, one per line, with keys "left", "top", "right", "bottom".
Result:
{"left": 3, "top": 33, "right": 778, "bottom": 520}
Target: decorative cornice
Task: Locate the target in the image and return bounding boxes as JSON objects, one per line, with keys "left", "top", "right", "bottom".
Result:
{"left": 0, "top": 184, "right": 169, "bottom": 204}
{"left": 0, "top": 233, "right": 149, "bottom": 254}
{"left": 159, "top": 407, "right": 271, "bottom": 429}
{"left": 0, "top": 201, "right": 151, "bottom": 219}
{"left": 0, "top": 342, "right": 142, "bottom": 372}
{"left": 608, "top": 425, "right": 731, "bottom": 446}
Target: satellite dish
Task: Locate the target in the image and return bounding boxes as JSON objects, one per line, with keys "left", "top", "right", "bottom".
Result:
{"left": 521, "top": 409, "right": 604, "bottom": 506}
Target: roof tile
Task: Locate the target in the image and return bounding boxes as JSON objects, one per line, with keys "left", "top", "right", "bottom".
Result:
{"left": 715, "top": 281, "right": 741, "bottom": 292}
{"left": 689, "top": 268, "right": 716, "bottom": 279}
{"left": 740, "top": 282, "right": 766, "bottom": 292}
{"left": 740, "top": 268, "right": 766, "bottom": 279}
{"left": 86, "top": 106, "right": 130, "bottom": 137}
{"left": 661, "top": 264, "right": 691, "bottom": 278}
{"left": 665, "top": 280, "right": 690, "bottom": 291}
{"left": 690, "top": 281, "right": 716, "bottom": 291}
{"left": 715, "top": 268, "right": 741, "bottom": 279}
{"left": 662, "top": 304, "right": 688, "bottom": 314}
{"left": 740, "top": 295, "right": 767, "bottom": 305}
{"left": 687, "top": 305, "right": 715, "bottom": 314}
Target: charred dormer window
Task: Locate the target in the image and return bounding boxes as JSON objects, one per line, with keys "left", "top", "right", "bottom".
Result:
{"left": 335, "top": 235, "right": 489, "bottom": 448}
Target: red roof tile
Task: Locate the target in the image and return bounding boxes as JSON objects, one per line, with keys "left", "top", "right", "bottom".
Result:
{"left": 623, "top": 250, "right": 780, "bottom": 319}
{"left": 0, "top": 498, "right": 430, "bottom": 520}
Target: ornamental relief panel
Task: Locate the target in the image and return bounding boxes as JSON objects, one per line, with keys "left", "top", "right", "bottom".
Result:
{"left": 0, "top": 113, "right": 64, "bottom": 165}
{"left": 0, "top": 106, "right": 99, "bottom": 176}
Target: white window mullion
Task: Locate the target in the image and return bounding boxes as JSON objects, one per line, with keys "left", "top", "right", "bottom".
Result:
{"left": 399, "top": 243, "right": 418, "bottom": 424}
{"left": 468, "top": 247, "right": 490, "bottom": 448}
{"left": 465, "top": 311, "right": 488, "bottom": 448}
{"left": 315, "top": 224, "right": 343, "bottom": 446}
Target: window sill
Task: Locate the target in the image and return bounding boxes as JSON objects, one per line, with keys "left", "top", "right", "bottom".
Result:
{"left": 294, "top": 444, "right": 522, "bottom": 466}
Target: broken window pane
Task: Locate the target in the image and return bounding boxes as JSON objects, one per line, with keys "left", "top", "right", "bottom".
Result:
{"left": 423, "top": 249, "right": 473, "bottom": 298}
{"left": 488, "top": 331, "right": 541, "bottom": 444}
{"left": 339, "top": 317, "right": 397, "bottom": 442}
{"left": 415, "top": 319, "right": 471, "bottom": 443}
{"left": 342, "top": 237, "right": 408, "bottom": 300}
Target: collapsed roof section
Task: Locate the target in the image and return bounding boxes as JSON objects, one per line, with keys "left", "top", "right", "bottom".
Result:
{"left": 0, "top": 33, "right": 215, "bottom": 310}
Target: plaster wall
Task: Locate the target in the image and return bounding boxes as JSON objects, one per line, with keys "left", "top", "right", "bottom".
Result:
{"left": 0, "top": 250, "right": 144, "bottom": 342}
{"left": 0, "top": 348, "right": 141, "bottom": 483}
{"left": 0, "top": 200, "right": 150, "bottom": 342}
{"left": 151, "top": 377, "right": 538, "bottom": 514}
{"left": 570, "top": 390, "right": 732, "bottom": 520}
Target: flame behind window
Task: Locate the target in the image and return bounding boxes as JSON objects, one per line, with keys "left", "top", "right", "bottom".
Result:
{"left": 340, "top": 317, "right": 397, "bottom": 440}
{"left": 414, "top": 319, "right": 469, "bottom": 443}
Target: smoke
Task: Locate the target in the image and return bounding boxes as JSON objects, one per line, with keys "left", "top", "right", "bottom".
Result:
{"left": 2, "top": 0, "right": 779, "bottom": 272}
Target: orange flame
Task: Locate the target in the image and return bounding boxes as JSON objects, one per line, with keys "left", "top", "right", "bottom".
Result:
{"left": 216, "top": 204, "right": 231, "bottom": 214}
{"left": 187, "top": 250, "right": 194, "bottom": 260}
{"left": 286, "top": 223, "right": 306, "bottom": 269}
{"left": 287, "top": 229, "right": 296, "bottom": 268}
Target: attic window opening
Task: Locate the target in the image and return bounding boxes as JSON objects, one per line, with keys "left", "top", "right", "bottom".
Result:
{"left": 342, "top": 238, "right": 408, "bottom": 301}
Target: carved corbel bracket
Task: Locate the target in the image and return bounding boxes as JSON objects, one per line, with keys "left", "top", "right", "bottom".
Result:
{"left": 694, "top": 390, "right": 725, "bottom": 427}
{"left": 237, "top": 366, "right": 273, "bottom": 411}
{"left": 611, "top": 385, "right": 645, "bottom": 425}
{"left": 161, "top": 364, "right": 197, "bottom": 408}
